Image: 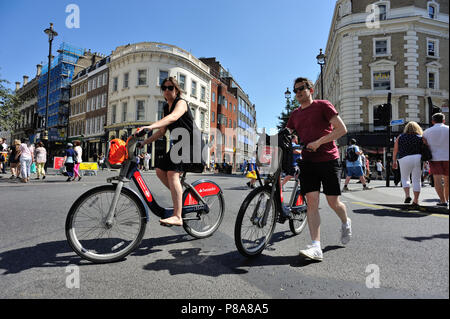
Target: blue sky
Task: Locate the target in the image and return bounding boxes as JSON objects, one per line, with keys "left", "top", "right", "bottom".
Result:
{"left": 0, "top": 0, "right": 336, "bottom": 130}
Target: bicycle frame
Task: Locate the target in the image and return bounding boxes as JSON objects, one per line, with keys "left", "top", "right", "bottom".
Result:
{"left": 104, "top": 135, "right": 217, "bottom": 226}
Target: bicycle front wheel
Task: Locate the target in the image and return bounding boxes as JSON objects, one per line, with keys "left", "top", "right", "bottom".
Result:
{"left": 65, "top": 185, "right": 147, "bottom": 263}
{"left": 234, "top": 186, "right": 277, "bottom": 257}
{"left": 289, "top": 192, "right": 308, "bottom": 235}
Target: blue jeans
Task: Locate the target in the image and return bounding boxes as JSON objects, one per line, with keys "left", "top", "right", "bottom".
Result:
{"left": 20, "top": 157, "right": 32, "bottom": 179}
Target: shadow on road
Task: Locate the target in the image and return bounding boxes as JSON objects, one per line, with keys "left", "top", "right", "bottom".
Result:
{"left": 352, "top": 208, "right": 428, "bottom": 218}
{"left": 403, "top": 233, "right": 449, "bottom": 242}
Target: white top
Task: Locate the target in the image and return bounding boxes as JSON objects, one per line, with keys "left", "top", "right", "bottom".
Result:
{"left": 376, "top": 162, "right": 383, "bottom": 171}
{"left": 423, "top": 123, "right": 449, "bottom": 161}
{"left": 74, "top": 146, "right": 83, "bottom": 163}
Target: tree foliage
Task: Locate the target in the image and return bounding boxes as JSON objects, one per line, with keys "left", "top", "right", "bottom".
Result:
{"left": 277, "top": 97, "right": 299, "bottom": 130}
{"left": 0, "top": 76, "right": 22, "bottom": 132}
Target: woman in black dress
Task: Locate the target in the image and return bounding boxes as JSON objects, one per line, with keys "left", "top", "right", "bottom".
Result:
{"left": 137, "top": 77, "right": 200, "bottom": 226}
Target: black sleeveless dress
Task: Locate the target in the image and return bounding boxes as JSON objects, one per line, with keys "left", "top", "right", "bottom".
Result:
{"left": 155, "top": 97, "right": 204, "bottom": 172}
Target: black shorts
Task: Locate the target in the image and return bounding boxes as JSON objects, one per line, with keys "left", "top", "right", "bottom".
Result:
{"left": 155, "top": 148, "right": 204, "bottom": 173}
{"left": 298, "top": 159, "right": 342, "bottom": 196}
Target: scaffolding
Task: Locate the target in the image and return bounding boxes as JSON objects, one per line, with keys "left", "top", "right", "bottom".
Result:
{"left": 37, "top": 42, "right": 85, "bottom": 141}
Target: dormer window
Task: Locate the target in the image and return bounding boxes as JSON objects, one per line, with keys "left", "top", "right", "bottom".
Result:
{"left": 427, "top": 1, "right": 439, "bottom": 19}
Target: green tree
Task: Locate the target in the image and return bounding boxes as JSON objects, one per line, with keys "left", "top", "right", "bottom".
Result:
{"left": 0, "top": 76, "right": 22, "bottom": 132}
{"left": 277, "top": 97, "right": 299, "bottom": 130}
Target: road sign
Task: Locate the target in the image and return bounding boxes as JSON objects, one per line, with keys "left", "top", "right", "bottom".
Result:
{"left": 390, "top": 119, "right": 404, "bottom": 126}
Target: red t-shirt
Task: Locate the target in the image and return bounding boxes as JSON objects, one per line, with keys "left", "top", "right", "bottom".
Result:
{"left": 287, "top": 100, "right": 340, "bottom": 162}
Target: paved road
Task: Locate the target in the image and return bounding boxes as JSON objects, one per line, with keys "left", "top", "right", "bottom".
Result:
{"left": 0, "top": 170, "right": 448, "bottom": 299}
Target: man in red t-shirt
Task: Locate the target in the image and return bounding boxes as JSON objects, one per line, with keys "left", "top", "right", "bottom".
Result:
{"left": 286, "top": 77, "right": 350, "bottom": 262}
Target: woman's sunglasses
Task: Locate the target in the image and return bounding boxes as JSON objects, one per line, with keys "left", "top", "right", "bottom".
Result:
{"left": 161, "top": 85, "right": 175, "bottom": 91}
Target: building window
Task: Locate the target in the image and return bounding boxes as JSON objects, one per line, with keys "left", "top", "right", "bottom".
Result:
{"left": 428, "top": 2, "right": 438, "bottom": 19}
{"left": 200, "top": 111, "right": 205, "bottom": 130}
{"left": 122, "top": 102, "right": 127, "bottom": 122}
{"left": 102, "top": 93, "right": 107, "bottom": 107}
{"left": 113, "top": 77, "right": 118, "bottom": 92}
{"left": 379, "top": 4, "right": 386, "bottom": 21}
{"left": 157, "top": 101, "right": 165, "bottom": 120}
{"left": 428, "top": 72, "right": 435, "bottom": 89}
{"left": 211, "top": 111, "right": 215, "bottom": 123}
{"left": 212, "top": 92, "right": 215, "bottom": 103}
{"left": 375, "top": 40, "right": 387, "bottom": 55}
{"left": 112, "top": 104, "right": 116, "bottom": 123}
{"left": 103, "top": 73, "right": 107, "bottom": 86}
{"left": 123, "top": 73, "right": 129, "bottom": 88}
{"left": 97, "top": 75, "right": 102, "bottom": 88}
{"left": 136, "top": 100, "right": 145, "bottom": 120}
{"left": 179, "top": 74, "right": 186, "bottom": 91}
{"left": 201, "top": 86, "right": 206, "bottom": 101}
{"left": 138, "top": 70, "right": 147, "bottom": 86}
{"left": 373, "top": 71, "right": 391, "bottom": 90}
{"left": 191, "top": 80, "right": 197, "bottom": 97}
{"left": 97, "top": 95, "right": 101, "bottom": 110}
{"left": 427, "top": 39, "right": 438, "bottom": 57}
{"left": 159, "top": 70, "right": 169, "bottom": 86}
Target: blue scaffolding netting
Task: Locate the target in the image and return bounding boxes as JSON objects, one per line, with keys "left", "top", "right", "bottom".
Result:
{"left": 38, "top": 42, "right": 84, "bottom": 141}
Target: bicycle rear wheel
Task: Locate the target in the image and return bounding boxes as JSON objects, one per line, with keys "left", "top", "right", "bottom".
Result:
{"left": 65, "top": 185, "right": 147, "bottom": 263}
{"left": 182, "top": 182, "right": 224, "bottom": 239}
{"left": 234, "top": 186, "right": 277, "bottom": 257}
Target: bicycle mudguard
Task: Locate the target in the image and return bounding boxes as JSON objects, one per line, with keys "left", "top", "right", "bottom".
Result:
{"left": 183, "top": 179, "right": 222, "bottom": 206}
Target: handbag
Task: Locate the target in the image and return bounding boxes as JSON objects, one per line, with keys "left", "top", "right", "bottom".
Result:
{"left": 246, "top": 170, "right": 257, "bottom": 180}
{"left": 420, "top": 142, "right": 432, "bottom": 161}
{"left": 59, "top": 164, "right": 68, "bottom": 176}
{"left": 30, "top": 162, "right": 36, "bottom": 174}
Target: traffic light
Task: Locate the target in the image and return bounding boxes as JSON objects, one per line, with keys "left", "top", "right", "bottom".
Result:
{"left": 427, "top": 97, "right": 441, "bottom": 125}
{"left": 374, "top": 103, "right": 391, "bottom": 126}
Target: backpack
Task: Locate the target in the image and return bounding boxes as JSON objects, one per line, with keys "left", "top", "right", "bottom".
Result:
{"left": 346, "top": 146, "right": 359, "bottom": 162}
{"left": 107, "top": 138, "right": 128, "bottom": 166}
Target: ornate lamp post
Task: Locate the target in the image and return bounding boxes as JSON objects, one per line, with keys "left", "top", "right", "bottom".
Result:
{"left": 43, "top": 23, "right": 58, "bottom": 142}
{"left": 316, "top": 48, "right": 326, "bottom": 100}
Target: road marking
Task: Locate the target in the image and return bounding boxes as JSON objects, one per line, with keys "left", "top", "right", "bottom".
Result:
{"left": 352, "top": 201, "right": 449, "bottom": 219}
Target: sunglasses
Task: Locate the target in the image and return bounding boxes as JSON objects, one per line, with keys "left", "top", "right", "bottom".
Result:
{"left": 161, "top": 85, "right": 175, "bottom": 91}
{"left": 293, "top": 85, "right": 309, "bottom": 93}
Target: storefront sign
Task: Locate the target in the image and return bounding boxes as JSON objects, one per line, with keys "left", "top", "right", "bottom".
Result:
{"left": 79, "top": 162, "right": 98, "bottom": 170}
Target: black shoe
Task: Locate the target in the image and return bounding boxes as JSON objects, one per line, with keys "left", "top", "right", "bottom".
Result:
{"left": 66, "top": 177, "right": 72, "bottom": 182}
{"left": 42, "top": 176, "right": 46, "bottom": 180}
{"left": 436, "top": 202, "right": 449, "bottom": 207}
{"left": 78, "top": 176, "right": 82, "bottom": 181}
{"left": 404, "top": 197, "right": 412, "bottom": 204}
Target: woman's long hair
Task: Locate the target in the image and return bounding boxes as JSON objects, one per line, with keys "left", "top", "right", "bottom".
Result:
{"left": 403, "top": 121, "right": 423, "bottom": 135}
{"left": 161, "top": 77, "right": 182, "bottom": 100}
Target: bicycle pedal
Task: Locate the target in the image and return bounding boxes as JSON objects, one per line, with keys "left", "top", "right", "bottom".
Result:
{"left": 160, "top": 222, "right": 173, "bottom": 227}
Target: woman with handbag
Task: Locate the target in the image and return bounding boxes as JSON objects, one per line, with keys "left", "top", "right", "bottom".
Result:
{"left": 34, "top": 141, "right": 47, "bottom": 180}
{"left": 392, "top": 121, "right": 424, "bottom": 206}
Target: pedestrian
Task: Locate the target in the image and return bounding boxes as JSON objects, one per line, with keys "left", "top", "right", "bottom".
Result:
{"left": 34, "top": 141, "right": 47, "bottom": 180}
{"left": 281, "top": 134, "right": 302, "bottom": 190}
{"left": 73, "top": 140, "right": 83, "bottom": 181}
{"left": 245, "top": 160, "right": 257, "bottom": 188}
{"left": 342, "top": 139, "right": 371, "bottom": 191}
{"left": 423, "top": 113, "right": 449, "bottom": 207}
{"left": 0, "top": 137, "right": 7, "bottom": 174}
{"left": 18, "top": 138, "right": 34, "bottom": 183}
{"left": 63, "top": 143, "right": 76, "bottom": 182}
{"left": 98, "top": 153, "right": 105, "bottom": 170}
{"left": 8, "top": 139, "right": 21, "bottom": 179}
{"left": 286, "top": 76, "right": 350, "bottom": 262}
{"left": 376, "top": 160, "right": 384, "bottom": 180}
{"left": 392, "top": 121, "right": 424, "bottom": 206}
{"left": 144, "top": 152, "right": 151, "bottom": 171}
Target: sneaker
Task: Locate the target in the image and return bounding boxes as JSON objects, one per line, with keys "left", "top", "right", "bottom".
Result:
{"left": 342, "top": 185, "right": 349, "bottom": 192}
{"left": 299, "top": 245, "right": 323, "bottom": 261}
{"left": 363, "top": 185, "right": 372, "bottom": 190}
{"left": 341, "top": 218, "right": 352, "bottom": 245}
{"left": 436, "top": 202, "right": 448, "bottom": 207}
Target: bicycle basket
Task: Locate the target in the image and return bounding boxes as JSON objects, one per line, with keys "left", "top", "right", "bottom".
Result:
{"left": 106, "top": 138, "right": 128, "bottom": 169}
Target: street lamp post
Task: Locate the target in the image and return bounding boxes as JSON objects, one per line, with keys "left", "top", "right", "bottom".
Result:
{"left": 316, "top": 48, "right": 326, "bottom": 100}
{"left": 43, "top": 23, "right": 58, "bottom": 142}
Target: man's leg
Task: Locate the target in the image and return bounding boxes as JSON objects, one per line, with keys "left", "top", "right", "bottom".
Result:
{"left": 304, "top": 191, "right": 321, "bottom": 242}
{"left": 433, "top": 174, "right": 446, "bottom": 203}
{"left": 326, "top": 195, "right": 348, "bottom": 224}
{"left": 443, "top": 176, "right": 449, "bottom": 203}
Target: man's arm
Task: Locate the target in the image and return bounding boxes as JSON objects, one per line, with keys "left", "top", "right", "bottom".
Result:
{"left": 307, "top": 115, "right": 347, "bottom": 151}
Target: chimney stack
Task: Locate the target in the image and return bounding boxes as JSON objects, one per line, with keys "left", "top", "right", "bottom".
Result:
{"left": 15, "top": 82, "right": 21, "bottom": 91}
{"left": 36, "top": 64, "right": 42, "bottom": 76}
{"left": 23, "top": 75, "right": 29, "bottom": 86}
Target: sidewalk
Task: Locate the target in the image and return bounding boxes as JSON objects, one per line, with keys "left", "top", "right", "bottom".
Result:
{"left": 341, "top": 179, "right": 449, "bottom": 215}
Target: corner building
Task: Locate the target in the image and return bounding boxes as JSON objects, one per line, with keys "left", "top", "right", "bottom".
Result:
{"left": 317, "top": 0, "right": 449, "bottom": 159}
{"left": 105, "top": 42, "right": 212, "bottom": 168}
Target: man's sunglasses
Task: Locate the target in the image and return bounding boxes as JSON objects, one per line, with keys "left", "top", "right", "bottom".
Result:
{"left": 161, "top": 85, "right": 175, "bottom": 91}
{"left": 293, "top": 85, "right": 309, "bottom": 93}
